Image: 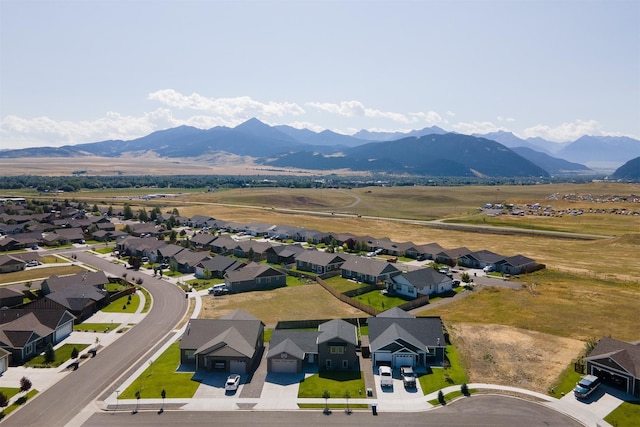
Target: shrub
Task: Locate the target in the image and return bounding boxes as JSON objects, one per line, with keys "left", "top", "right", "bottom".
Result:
{"left": 0, "top": 392, "right": 8, "bottom": 407}
{"left": 461, "top": 383, "right": 469, "bottom": 396}
{"left": 20, "top": 376, "right": 32, "bottom": 393}
{"left": 437, "top": 390, "right": 445, "bottom": 405}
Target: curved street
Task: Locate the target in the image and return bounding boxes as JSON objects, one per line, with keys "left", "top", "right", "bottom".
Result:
{"left": 2, "top": 250, "right": 188, "bottom": 427}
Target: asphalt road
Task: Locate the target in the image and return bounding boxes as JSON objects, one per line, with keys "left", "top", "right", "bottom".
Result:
{"left": 82, "top": 395, "right": 584, "bottom": 427}
{"left": 3, "top": 250, "right": 188, "bottom": 427}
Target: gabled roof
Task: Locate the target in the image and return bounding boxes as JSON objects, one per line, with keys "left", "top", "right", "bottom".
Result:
{"left": 340, "top": 256, "right": 400, "bottom": 277}
{"left": 464, "top": 249, "right": 505, "bottom": 264}
{"left": 437, "top": 247, "right": 472, "bottom": 259}
{"left": 317, "top": 319, "right": 357, "bottom": 345}
{"left": 393, "top": 268, "right": 449, "bottom": 290}
{"left": 0, "top": 254, "right": 26, "bottom": 267}
{"left": 586, "top": 337, "right": 640, "bottom": 377}
{"left": 195, "top": 326, "right": 256, "bottom": 358}
{"left": 416, "top": 242, "right": 445, "bottom": 254}
{"left": 376, "top": 307, "right": 414, "bottom": 318}
{"left": 225, "top": 263, "right": 284, "bottom": 283}
{"left": 197, "top": 255, "right": 244, "bottom": 272}
{"left": 191, "top": 233, "right": 218, "bottom": 246}
{"left": 501, "top": 254, "right": 536, "bottom": 267}
{"left": 221, "top": 309, "right": 260, "bottom": 321}
{"left": 44, "top": 270, "right": 108, "bottom": 291}
{"left": 267, "top": 338, "right": 305, "bottom": 360}
{"left": 172, "top": 250, "right": 211, "bottom": 266}
{"left": 268, "top": 330, "right": 321, "bottom": 357}
{"left": 295, "top": 249, "right": 348, "bottom": 266}
{"left": 268, "top": 244, "right": 305, "bottom": 258}
{"left": 368, "top": 316, "right": 445, "bottom": 352}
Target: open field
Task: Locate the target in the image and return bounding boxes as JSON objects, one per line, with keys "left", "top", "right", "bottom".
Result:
{"left": 0, "top": 265, "right": 86, "bottom": 285}
{"left": 199, "top": 283, "right": 366, "bottom": 325}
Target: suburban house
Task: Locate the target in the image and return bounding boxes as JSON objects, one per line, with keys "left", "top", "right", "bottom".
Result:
{"left": 495, "top": 255, "right": 539, "bottom": 275}
{"left": 209, "top": 235, "right": 238, "bottom": 254}
{"left": 195, "top": 255, "right": 245, "bottom": 279}
{"left": 340, "top": 256, "right": 400, "bottom": 285}
{"left": 585, "top": 337, "right": 640, "bottom": 397}
{"left": 0, "top": 309, "right": 76, "bottom": 364}
{"left": 374, "top": 239, "right": 415, "bottom": 257}
{"left": 35, "top": 271, "right": 109, "bottom": 321}
{"left": 267, "top": 329, "right": 321, "bottom": 373}
{"left": 317, "top": 319, "right": 359, "bottom": 371}
{"left": 435, "top": 247, "right": 472, "bottom": 266}
{"left": 170, "top": 250, "right": 212, "bottom": 274}
{"left": 42, "top": 227, "right": 86, "bottom": 245}
{"left": 187, "top": 215, "right": 216, "bottom": 228}
{"left": 295, "top": 250, "right": 348, "bottom": 275}
{"left": 368, "top": 308, "right": 446, "bottom": 368}
{"left": 412, "top": 242, "right": 445, "bottom": 260}
{"left": 191, "top": 232, "right": 218, "bottom": 251}
{"left": 155, "top": 243, "right": 186, "bottom": 264}
{"left": 0, "top": 287, "right": 25, "bottom": 308}
{"left": 389, "top": 268, "right": 455, "bottom": 298}
{"left": 267, "top": 224, "right": 304, "bottom": 241}
{"left": 265, "top": 244, "right": 305, "bottom": 265}
{"left": 0, "top": 254, "right": 26, "bottom": 273}
{"left": 458, "top": 249, "right": 504, "bottom": 270}
{"left": 242, "top": 222, "right": 275, "bottom": 237}
{"left": 224, "top": 263, "right": 287, "bottom": 293}
{"left": 232, "top": 240, "right": 272, "bottom": 261}
{"left": 179, "top": 309, "right": 264, "bottom": 374}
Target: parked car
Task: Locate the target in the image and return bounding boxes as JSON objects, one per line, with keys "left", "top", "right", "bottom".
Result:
{"left": 225, "top": 374, "right": 241, "bottom": 391}
{"left": 31, "top": 245, "right": 39, "bottom": 250}
{"left": 483, "top": 265, "right": 493, "bottom": 273}
{"left": 379, "top": 365, "right": 393, "bottom": 388}
{"left": 159, "top": 263, "right": 169, "bottom": 269}
{"left": 400, "top": 366, "right": 416, "bottom": 388}
{"left": 26, "top": 260, "right": 39, "bottom": 267}
{"left": 208, "top": 284, "right": 229, "bottom": 296}
{"left": 141, "top": 256, "right": 149, "bottom": 263}
{"left": 573, "top": 374, "right": 600, "bottom": 399}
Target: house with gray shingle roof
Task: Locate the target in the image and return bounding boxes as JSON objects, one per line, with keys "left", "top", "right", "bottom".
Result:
{"left": 435, "top": 247, "right": 472, "bottom": 266}
{"left": 585, "top": 337, "right": 640, "bottom": 397}
{"left": 295, "top": 250, "right": 348, "bottom": 274}
{"left": 495, "top": 254, "right": 539, "bottom": 275}
{"left": 195, "top": 255, "right": 245, "bottom": 279}
{"left": 267, "top": 329, "right": 321, "bottom": 373}
{"left": 179, "top": 309, "right": 264, "bottom": 374}
{"left": 37, "top": 271, "right": 109, "bottom": 320}
{"left": 265, "top": 244, "right": 305, "bottom": 265}
{"left": 368, "top": 309, "right": 446, "bottom": 368}
{"left": 340, "top": 256, "right": 400, "bottom": 285}
{"left": 458, "top": 249, "right": 505, "bottom": 270}
{"left": 224, "top": 263, "right": 286, "bottom": 293}
{"left": 317, "top": 319, "right": 359, "bottom": 371}
{"left": 390, "top": 268, "right": 455, "bottom": 298}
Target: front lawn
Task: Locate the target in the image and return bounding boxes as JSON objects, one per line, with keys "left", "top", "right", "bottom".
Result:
{"left": 73, "top": 323, "right": 117, "bottom": 333}
{"left": 604, "top": 401, "right": 640, "bottom": 427}
{"left": 93, "top": 247, "right": 114, "bottom": 254}
{"left": 120, "top": 341, "right": 200, "bottom": 399}
{"left": 352, "top": 290, "right": 408, "bottom": 311}
{"left": 419, "top": 345, "right": 469, "bottom": 394}
{"left": 323, "top": 276, "right": 365, "bottom": 293}
{"left": 25, "top": 344, "right": 89, "bottom": 368}
{"left": 187, "top": 278, "right": 225, "bottom": 290}
{"left": 102, "top": 293, "right": 140, "bottom": 313}
{"left": 298, "top": 371, "right": 366, "bottom": 399}
{"left": 548, "top": 363, "right": 582, "bottom": 397}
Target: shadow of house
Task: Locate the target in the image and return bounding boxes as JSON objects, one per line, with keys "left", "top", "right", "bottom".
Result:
{"left": 180, "top": 309, "right": 264, "bottom": 375}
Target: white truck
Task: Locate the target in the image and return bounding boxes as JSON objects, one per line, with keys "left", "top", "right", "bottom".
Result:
{"left": 379, "top": 365, "right": 393, "bottom": 388}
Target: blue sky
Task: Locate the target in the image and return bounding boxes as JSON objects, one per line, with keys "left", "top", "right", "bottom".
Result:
{"left": 1, "top": 0, "right": 638, "bottom": 149}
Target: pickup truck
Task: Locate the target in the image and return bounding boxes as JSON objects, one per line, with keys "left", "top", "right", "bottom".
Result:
{"left": 379, "top": 365, "right": 393, "bottom": 388}
{"left": 400, "top": 366, "right": 416, "bottom": 388}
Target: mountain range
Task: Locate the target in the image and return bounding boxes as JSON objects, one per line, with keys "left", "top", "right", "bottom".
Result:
{"left": 1, "top": 118, "right": 639, "bottom": 178}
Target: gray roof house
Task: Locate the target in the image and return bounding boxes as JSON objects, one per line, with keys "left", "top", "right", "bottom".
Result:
{"left": 435, "top": 247, "right": 472, "bottom": 266}
{"left": 390, "top": 268, "right": 455, "bottom": 298}
{"left": 265, "top": 244, "right": 306, "bottom": 265}
{"left": 317, "top": 319, "right": 359, "bottom": 371}
{"left": 0, "top": 254, "right": 26, "bottom": 274}
{"left": 180, "top": 309, "right": 264, "bottom": 374}
{"left": 368, "top": 309, "right": 446, "bottom": 368}
{"left": 195, "top": 255, "right": 245, "bottom": 279}
{"left": 495, "top": 255, "right": 539, "bottom": 275}
{"left": 224, "top": 263, "right": 287, "bottom": 293}
{"left": 585, "top": 337, "right": 640, "bottom": 397}
{"left": 37, "top": 271, "right": 109, "bottom": 320}
{"left": 295, "top": 250, "right": 348, "bottom": 274}
{"left": 340, "top": 256, "right": 400, "bottom": 285}
{"left": 458, "top": 249, "right": 505, "bottom": 270}
{"left": 267, "top": 330, "right": 321, "bottom": 373}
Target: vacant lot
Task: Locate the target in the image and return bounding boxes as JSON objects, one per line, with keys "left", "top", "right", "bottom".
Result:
{"left": 0, "top": 265, "right": 86, "bottom": 285}
{"left": 199, "top": 283, "right": 365, "bottom": 325}
{"left": 446, "top": 323, "right": 584, "bottom": 393}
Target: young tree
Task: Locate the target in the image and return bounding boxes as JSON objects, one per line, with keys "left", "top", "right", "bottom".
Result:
{"left": 20, "top": 376, "right": 32, "bottom": 393}
{"left": 0, "top": 391, "right": 8, "bottom": 407}
{"left": 169, "top": 229, "right": 177, "bottom": 242}
{"left": 322, "top": 390, "right": 331, "bottom": 414}
{"left": 171, "top": 208, "right": 180, "bottom": 216}
{"left": 123, "top": 203, "right": 133, "bottom": 220}
{"left": 437, "top": 389, "right": 445, "bottom": 405}
{"left": 44, "top": 343, "right": 55, "bottom": 364}
{"left": 203, "top": 268, "right": 212, "bottom": 280}
{"left": 247, "top": 247, "right": 255, "bottom": 261}
{"left": 107, "top": 205, "right": 113, "bottom": 217}
{"left": 71, "top": 347, "right": 79, "bottom": 359}
{"left": 460, "top": 272, "right": 471, "bottom": 283}
{"left": 138, "top": 208, "right": 149, "bottom": 222}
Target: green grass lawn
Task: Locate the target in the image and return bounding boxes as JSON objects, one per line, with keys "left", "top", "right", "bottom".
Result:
{"left": 323, "top": 276, "right": 366, "bottom": 293}
{"left": 419, "top": 345, "right": 469, "bottom": 395}
{"left": 73, "top": 323, "right": 117, "bottom": 332}
{"left": 298, "top": 371, "right": 366, "bottom": 399}
{"left": 25, "top": 344, "right": 89, "bottom": 368}
{"left": 138, "top": 286, "right": 152, "bottom": 313}
{"left": 427, "top": 388, "right": 476, "bottom": 405}
{"left": 120, "top": 342, "right": 201, "bottom": 399}
{"left": 604, "top": 401, "right": 640, "bottom": 427}
{"left": 187, "top": 278, "right": 225, "bottom": 290}
{"left": 0, "top": 389, "right": 38, "bottom": 418}
{"left": 548, "top": 364, "right": 582, "bottom": 397}
{"left": 0, "top": 387, "right": 20, "bottom": 400}
{"left": 93, "top": 247, "right": 114, "bottom": 254}
{"left": 101, "top": 293, "right": 140, "bottom": 313}
{"left": 352, "top": 290, "right": 408, "bottom": 311}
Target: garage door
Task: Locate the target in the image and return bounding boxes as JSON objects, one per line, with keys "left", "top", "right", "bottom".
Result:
{"left": 394, "top": 354, "right": 415, "bottom": 368}
{"left": 271, "top": 359, "right": 298, "bottom": 373}
{"left": 229, "top": 360, "right": 247, "bottom": 374}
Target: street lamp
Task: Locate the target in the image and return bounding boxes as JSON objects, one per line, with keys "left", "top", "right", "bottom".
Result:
{"left": 115, "top": 389, "right": 120, "bottom": 412}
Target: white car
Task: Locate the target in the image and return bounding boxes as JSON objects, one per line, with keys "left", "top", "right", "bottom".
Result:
{"left": 379, "top": 366, "right": 393, "bottom": 388}
{"left": 225, "top": 374, "right": 241, "bottom": 391}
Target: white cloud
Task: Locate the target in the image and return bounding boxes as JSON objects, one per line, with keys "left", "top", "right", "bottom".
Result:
{"left": 451, "top": 120, "right": 508, "bottom": 135}
{"left": 522, "top": 120, "right": 610, "bottom": 142}
{"left": 497, "top": 116, "right": 515, "bottom": 123}
{"left": 306, "top": 100, "right": 412, "bottom": 123}
{"left": 148, "top": 89, "right": 305, "bottom": 118}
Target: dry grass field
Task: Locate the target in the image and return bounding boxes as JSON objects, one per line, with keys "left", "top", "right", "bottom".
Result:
{"left": 3, "top": 180, "right": 639, "bottom": 393}
{"left": 199, "top": 283, "right": 365, "bottom": 325}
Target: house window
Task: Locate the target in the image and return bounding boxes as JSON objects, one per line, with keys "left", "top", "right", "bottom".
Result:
{"left": 330, "top": 346, "right": 345, "bottom": 354}
{"left": 326, "top": 359, "right": 332, "bottom": 369}
{"left": 342, "top": 360, "right": 348, "bottom": 369}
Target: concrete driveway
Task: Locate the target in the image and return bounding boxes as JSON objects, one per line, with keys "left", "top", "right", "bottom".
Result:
{"left": 546, "top": 385, "right": 625, "bottom": 426}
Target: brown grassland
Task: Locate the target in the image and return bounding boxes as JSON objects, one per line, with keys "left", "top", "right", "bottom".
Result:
{"left": 5, "top": 180, "right": 640, "bottom": 393}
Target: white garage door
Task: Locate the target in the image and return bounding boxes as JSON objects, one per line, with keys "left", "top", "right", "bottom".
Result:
{"left": 229, "top": 359, "right": 247, "bottom": 374}
{"left": 271, "top": 358, "right": 298, "bottom": 373}
{"left": 394, "top": 353, "right": 415, "bottom": 368}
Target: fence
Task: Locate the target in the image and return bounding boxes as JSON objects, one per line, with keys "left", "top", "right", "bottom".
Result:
{"left": 316, "top": 276, "right": 380, "bottom": 316}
